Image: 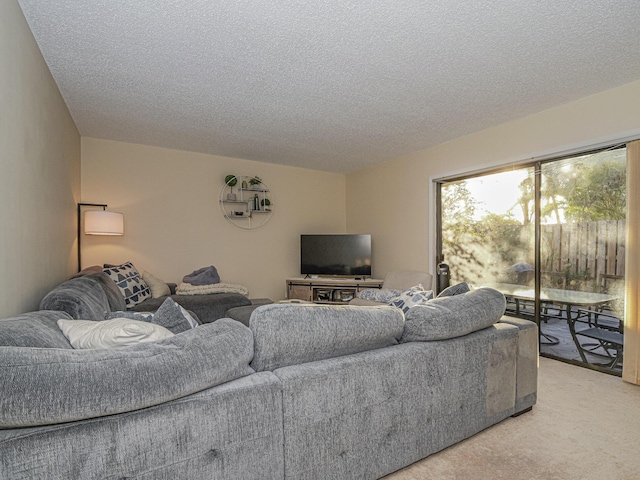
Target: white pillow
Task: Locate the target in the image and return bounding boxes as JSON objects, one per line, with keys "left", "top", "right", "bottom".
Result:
{"left": 142, "top": 271, "right": 171, "bottom": 298}
{"left": 57, "top": 318, "right": 174, "bottom": 349}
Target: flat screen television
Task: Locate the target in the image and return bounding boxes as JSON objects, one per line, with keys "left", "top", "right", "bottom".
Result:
{"left": 300, "top": 234, "right": 372, "bottom": 277}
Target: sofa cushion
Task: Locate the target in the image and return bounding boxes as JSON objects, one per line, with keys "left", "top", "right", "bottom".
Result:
{"left": 92, "top": 271, "right": 127, "bottom": 311}
{"left": 400, "top": 287, "right": 506, "bottom": 342}
{"left": 102, "top": 262, "right": 152, "bottom": 308}
{"left": 39, "top": 273, "right": 113, "bottom": 320}
{"left": 0, "top": 311, "right": 73, "bottom": 348}
{"left": 105, "top": 310, "right": 154, "bottom": 322}
{"left": 0, "top": 318, "right": 254, "bottom": 428}
{"left": 57, "top": 318, "right": 174, "bottom": 349}
{"left": 131, "top": 292, "right": 251, "bottom": 324}
{"left": 250, "top": 304, "right": 405, "bottom": 372}
{"left": 436, "top": 281, "right": 471, "bottom": 298}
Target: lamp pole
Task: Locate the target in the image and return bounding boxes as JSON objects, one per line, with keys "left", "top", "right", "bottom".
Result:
{"left": 77, "top": 203, "right": 107, "bottom": 272}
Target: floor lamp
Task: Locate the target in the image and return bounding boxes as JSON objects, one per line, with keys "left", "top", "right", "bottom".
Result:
{"left": 77, "top": 203, "right": 124, "bottom": 271}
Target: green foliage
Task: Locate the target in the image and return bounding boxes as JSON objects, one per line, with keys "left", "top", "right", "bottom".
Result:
{"left": 225, "top": 175, "right": 238, "bottom": 187}
{"left": 441, "top": 181, "right": 530, "bottom": 284}
{"left": 563, "top": 160, "right": 626, "bottom": 222}
{"left": 439, "top": 149, "right": 626, "bottom": 285}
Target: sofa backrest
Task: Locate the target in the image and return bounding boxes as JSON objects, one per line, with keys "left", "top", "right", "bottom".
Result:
{"left": 400, "top": 287, "right": 506, "bottom": 343}
{"left": 0, "top": 318, "right": 254, "bottom": 428}
{"left": 0, "top": 310, "right": 73, "bottom": 348}
{"left": 249, "top": 304, "right": 404, "bottom": 372}
{"left": 39, "top": 271, "right": 125, "bottom": 320}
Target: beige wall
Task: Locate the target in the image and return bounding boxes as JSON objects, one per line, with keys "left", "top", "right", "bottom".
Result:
{"left": 81, "top": 138, "right": 346, "bottom": 301}
{"left": 347, "top": 80, "right": 640, "bottom": 281}
{"left": 0, "top": 1, "right": 80, "bottom": 317}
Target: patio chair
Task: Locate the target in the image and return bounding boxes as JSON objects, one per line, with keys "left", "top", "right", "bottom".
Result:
{"left": 569, "top": 316, "right": 623, "bottom": 369}
{"left": 568, "top": 276, "right": 624, "bottom": 369}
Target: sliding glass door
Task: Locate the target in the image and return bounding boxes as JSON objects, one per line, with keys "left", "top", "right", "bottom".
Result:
{"left": 437, "top": 146, "right": 626, "bottom": 375}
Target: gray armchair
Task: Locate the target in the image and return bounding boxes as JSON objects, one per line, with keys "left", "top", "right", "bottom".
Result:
{"left": 349, "top": 270, "right": 433, "bottom": 306}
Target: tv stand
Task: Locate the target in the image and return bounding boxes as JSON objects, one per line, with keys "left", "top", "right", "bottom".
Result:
{"left": 286, "top": 277, "right": 383, "bottom": 305}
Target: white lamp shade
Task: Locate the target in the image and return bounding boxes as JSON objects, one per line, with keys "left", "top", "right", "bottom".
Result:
{"left": 84, "top": 210, "right": 124, "bottom": 235}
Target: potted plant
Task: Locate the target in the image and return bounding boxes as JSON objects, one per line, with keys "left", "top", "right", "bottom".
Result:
{"left": 248, "top": 176, "right": 262, "bottom": 189}
{"left": 225, "top": 175, "right": 238, "bottom": 200}
{"left": 261, "top": 198, "right": 272, "bottom": 211}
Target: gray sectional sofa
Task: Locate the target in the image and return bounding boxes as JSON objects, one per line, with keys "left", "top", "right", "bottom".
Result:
{"left": 0, "top": 287, "right": 538, "bottom": 479}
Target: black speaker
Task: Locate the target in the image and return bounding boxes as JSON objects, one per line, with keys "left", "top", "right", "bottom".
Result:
{"left": 436, "top": 262, "right": 450, "bottom": 294}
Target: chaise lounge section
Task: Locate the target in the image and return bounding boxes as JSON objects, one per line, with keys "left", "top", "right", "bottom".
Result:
{"left": 39, "top": 269, "right": 251, "bottom": 324}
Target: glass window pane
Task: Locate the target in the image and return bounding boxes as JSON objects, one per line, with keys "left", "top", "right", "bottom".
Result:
{"left": 440, "top": 167, "right": 535, "bottom": 287}
{"left": 438, "top": 145, "right": 626, "bottom": 375}
{"left": 540, "top": 147, "right": 626, "bottom": 372}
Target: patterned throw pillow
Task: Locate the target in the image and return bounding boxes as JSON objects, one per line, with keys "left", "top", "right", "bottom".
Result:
{"left": 358, "top": 288, "right": 402, "bottom": 303}
{"left": 436, "top": 282, "right": 471, "bottom": 298}
{"left": 102, "top": 262, "right": 151, "bottom": 308}
{"left": 389, "top": 284, "right": 434, "bottom": 313}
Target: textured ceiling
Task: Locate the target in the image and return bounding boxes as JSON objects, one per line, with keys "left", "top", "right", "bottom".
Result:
{"left": 17, "top": 0, "right": 640, "bottom": 173}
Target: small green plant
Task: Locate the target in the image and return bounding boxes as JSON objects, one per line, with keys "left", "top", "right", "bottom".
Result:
{"left": 261, "top": 198, "right": 271, "bottom": 209}
{"left": 225, "top": 175, "right": 238, "bottom": 192}
{"left": 249, "top": 176, "right": 262, "bottom": 187}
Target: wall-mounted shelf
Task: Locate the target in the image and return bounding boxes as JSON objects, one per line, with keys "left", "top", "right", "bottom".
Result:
{"left": 219, "top": 176, "right": 274, "bottom": 230}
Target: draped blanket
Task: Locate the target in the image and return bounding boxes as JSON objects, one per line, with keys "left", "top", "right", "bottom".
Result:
{"left": 176, "top": 282, "right": 249, "bottom": 296}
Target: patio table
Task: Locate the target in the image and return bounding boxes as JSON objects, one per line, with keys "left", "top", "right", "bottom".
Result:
{"left": 486, "top": 283, "right": 620, "bottom": 364}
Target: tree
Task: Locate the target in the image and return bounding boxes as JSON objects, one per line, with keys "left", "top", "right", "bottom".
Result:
{"left": 516, "top": 177, "right": 535, "bottom": 226}
{"left": 441, "top": 181, "right": 476, "bottom": 232}
{"left": 441, "top": 181, "right": 529, "bottom": 284}
{"left": 563, "top": 160, "right": 626, "bottom": 222}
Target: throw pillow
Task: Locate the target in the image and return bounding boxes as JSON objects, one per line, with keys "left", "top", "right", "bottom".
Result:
{"left": 106, "top": 303, "right": 198, "bottom": 330}
{"left": 436, "top": 282, "right": 471, "bottom": 298}
{"left": 401, "top": 287, "right": 506, "bottom": 342}
{"left": 177, "top": 304, "right": 199, "bottom": 328}
{"left": 105, "top": 310, "right": 154, "bottom": 322}
{"left": 389, "top": 284, "right": 434, "bottom": 313}
{"left": 152, "top": 297, "right": 198, "bottom": 334}
{"left": 358, "top": 288, "right": 402, "bottom": 303}
{"left": 142, "top": 271, "right": 171, "bottom": 298}
{"left": 57, "top": 318, "right": 173, "bottom": 349}
{"left": 102, "top": 262, "right": 152, "bottom": 308}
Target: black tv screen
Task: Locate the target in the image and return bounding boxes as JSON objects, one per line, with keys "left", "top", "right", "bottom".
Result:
{"left": 301, "top": 234, "right": 372, "bottom": 276}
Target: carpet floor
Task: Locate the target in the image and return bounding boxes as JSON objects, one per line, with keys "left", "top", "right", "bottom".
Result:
{"left": 384, "top": 357, "right": 640, "bottom": 480}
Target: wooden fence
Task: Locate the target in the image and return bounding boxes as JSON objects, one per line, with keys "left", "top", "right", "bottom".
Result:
{"left": 541, "top": 220, "right": 626, "bottom": 286}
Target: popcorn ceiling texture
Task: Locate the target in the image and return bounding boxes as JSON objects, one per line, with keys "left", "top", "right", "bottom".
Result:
{"left": 17, "top": 0, "right": 640, "bottom": 173}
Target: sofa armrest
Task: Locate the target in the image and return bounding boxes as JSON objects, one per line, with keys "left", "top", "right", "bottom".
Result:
{"left": 348, "top": 298, "right": 384, "bottom": 306}
{"left": 498, "top": 315, "right": 538, "bottom": 413}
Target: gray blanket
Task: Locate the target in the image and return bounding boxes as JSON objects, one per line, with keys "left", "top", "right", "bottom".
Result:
{"left": 182, "top": 266, "right": 220, "bottom": 286}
